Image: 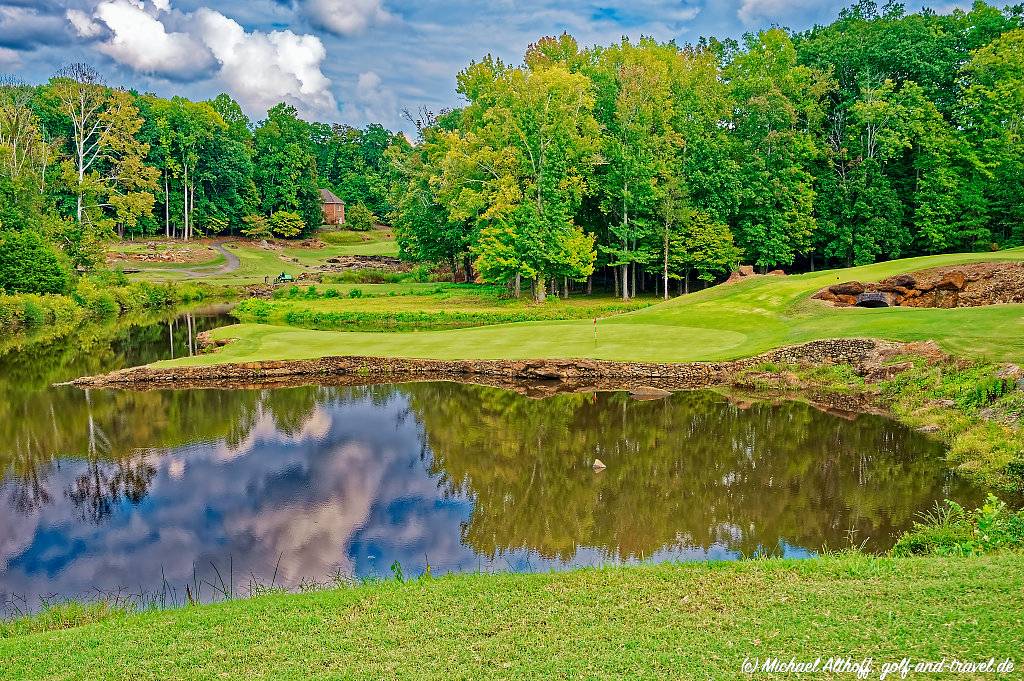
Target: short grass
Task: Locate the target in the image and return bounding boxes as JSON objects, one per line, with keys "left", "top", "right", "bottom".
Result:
{"left": 235, "top": 283, "right": 656, "bottom": 331}
{"left": 2, "top": 553, "right": 1021, "bottom": 680}
{"left": 170, "top": 248, "right": 1024, "bottom": 367}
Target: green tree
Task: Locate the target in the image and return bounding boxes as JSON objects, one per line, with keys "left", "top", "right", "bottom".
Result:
{"left": 727, "top": 30, "right": 830, "bottom": 269}
{"left": 253, "top": 104, "right": 322, "bottom": 234}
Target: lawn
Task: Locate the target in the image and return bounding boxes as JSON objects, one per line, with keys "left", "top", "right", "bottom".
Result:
{"left": 2, "top": 553, "right": 1021, "bottom": 680}
{"left": 169, "top": 248, "right": 1024, "bottom": 367}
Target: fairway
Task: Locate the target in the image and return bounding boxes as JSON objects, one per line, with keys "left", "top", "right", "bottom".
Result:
{"left": 170, "top": 248, "right": 1024, "bottom": 367}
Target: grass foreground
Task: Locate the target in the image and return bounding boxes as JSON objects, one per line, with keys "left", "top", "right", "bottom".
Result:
{"left": 167, "top": 248, "right": 1024, "bottom": 368}
{"left": 2, "top": 553, "right": 1023, "bottom": 680}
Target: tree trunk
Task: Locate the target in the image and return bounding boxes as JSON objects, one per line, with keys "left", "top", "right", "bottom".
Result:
{"left": 448, "top": 255, "right": 458, "bottom": 283}
{"left": 463, "top": 255, "right": 473, "bottom": 283}
{"left": 663, "top": 224, "right": 669, "bottom": 300}
{"left": 182, "top": 165, "right": 189, "bottom": 241}
{"left": 164, "top": 172, "right": 170, "bottom": 238}
{"left": 533, "top": 277, "right": 546, "bottom": 303}
{"left": 514, "top": 273, "right": 521, "bottom": 298}
{"left": 631, "top": 263, "right": 637, "bottom": 298}
{"left": 586, "top": 275, "right": 593, "bottom": 295}
{"left": 621, "top": 263, "right": 629, "bottom": 301}
{"left": 562, "top": 277, "right": 569, "bottom": 299}
{"left": 684, "top": 269, "right": 691, "bottom": 295}
{"left": 613, "top": 266, "right": 619, "bottom": 298}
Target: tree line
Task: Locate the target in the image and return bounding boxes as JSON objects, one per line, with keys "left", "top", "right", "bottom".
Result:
{"left": 391, "top": 1, "right": 1024, "bottom": 300}
{"left": 0, "top": 63, "right": 406, "bottom": 293}
{"left": 2, "top": 1, "right": 1023, "bottom": 301}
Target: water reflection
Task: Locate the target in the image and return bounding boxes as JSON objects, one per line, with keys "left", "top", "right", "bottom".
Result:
{"left": 0, "top": 380, "right": 987, "bottom": 606}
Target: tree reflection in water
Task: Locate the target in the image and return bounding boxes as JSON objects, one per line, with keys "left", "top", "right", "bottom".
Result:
{"left": 0, "top": 365, "right": 989, "bottom": 604}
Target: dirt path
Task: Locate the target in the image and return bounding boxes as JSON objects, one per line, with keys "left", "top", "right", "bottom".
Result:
{"left": 136, "top": 241, "right": 241, "bottom": 279}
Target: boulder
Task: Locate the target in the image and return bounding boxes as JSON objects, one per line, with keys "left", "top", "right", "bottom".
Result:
{"left": 936, "top": 272, "right": 967, "bottom": 291}
{"left": 833, "top": 294, "right": 859, "bottom": 307}
{"left": 738, "top": 265, "right": 756, "bottom": 277}
{"left": 767, "top": 269, "right": 786, "bottom": 276}
{"left": 887, "top": 274, "right": 917, "bottom": 289}
{"left": 830, "top": 281, "right": 865, "bottom": 296}
{"left": 592, "top": 458, "right": 607, "bottom": 471}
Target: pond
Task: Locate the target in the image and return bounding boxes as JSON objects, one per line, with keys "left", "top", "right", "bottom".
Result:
{"left": 0, "top": 307, "right": 989, "bottom": 609}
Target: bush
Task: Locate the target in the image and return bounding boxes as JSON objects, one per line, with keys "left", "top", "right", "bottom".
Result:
{"left": 270, "top": 212, "right": 305, "bottom": 239}
{"left": 345, "top": 203, "right": 376, "bottom": 232}
{"left": 892, "top": 495, "right": 1024, "bottom": 557}
{"left": 242, "top": 214, "right": 272, "bottom": 239}
{"left": 0, "top": 229, "right": 73, "bottom": 295}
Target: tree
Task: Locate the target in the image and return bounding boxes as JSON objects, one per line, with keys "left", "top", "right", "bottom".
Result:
{"left": 669, "top": 211, "right": 741, "bottom": 293}
{"left": 47, "top": 64, "right": 157, "bottom": 236}
{"left": 727, "top": 30, "right": 830, "bottom": 269}
{"left": 961, "top": 28, "right": 1024, "bottom": 248}
{"left": 345, "top": 202, "right": 376, "bottom": 231}
{"left": 450, "top": 52, "right": 600, "bottom": 300}
{"left": 591, "top": 39, "right": 681, "bottom": 300}
{"left": 241, "top": 214, "right": 271, "bottom": 239}
{"left": 270, "top": 211, "right": 305, "bottom": 239}
{"left": 253, "top": 104, "right": 322, "bottom": 234}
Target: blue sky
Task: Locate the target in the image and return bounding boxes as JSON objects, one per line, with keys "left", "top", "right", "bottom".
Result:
{"left": 0, "top": 1, "right": 964, "bottom": 133}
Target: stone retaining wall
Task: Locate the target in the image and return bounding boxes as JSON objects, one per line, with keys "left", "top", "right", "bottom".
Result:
{"left": 70, "top": 338, "right": 896, "bottom": 390}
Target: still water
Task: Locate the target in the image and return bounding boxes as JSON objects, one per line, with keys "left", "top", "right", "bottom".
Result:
{"left": 0, "top": 307, "right": 988, "bottom": 607}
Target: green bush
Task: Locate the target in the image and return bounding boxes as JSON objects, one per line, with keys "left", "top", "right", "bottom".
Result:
{"left": 0, "top": 229, "right": 73, "bottom": 295}
{"left": 242, "top": 214, "right": 272, "bottom": 239}
{"left": 892, "top": 495, "right": 1024, "bottom": 557}
{"left": 270, "top": 212, "right": 305, "bottom": 239}
{"left": 345, "top": 203, "right": 376, "bottom": 232}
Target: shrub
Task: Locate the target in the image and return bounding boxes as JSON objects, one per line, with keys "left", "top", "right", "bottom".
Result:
{"left": 345, "top": 203, "right": 376, "bottom": 232}
{"left": 0, "top": 229, "right": 73, "bottom": 295}
{"left": 270, "top": 212, "right": 305, "bottom": 239}
{"left": 241, "top": 214, "right": 272, "bottom": 239}
{"left": 892, "top": 495, "right": 1024, "bottom": 557}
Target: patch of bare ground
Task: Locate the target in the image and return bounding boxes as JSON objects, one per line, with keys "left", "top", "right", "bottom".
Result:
{"left": 813, "top": 261, "right": 1024, "bottom": 308}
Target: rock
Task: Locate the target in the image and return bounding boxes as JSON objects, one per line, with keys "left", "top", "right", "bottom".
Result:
{"left": 830, "top": 281, "right": 865, "bottom": 296}
{"left": 592, "top": 458, "right": 607, "bottom": 471}
{"left": 767, "top": 269, "right": 786, "bottom": 276}
{"left": 738, "top": 265, "right": 755, "bottom": 277}
{"left": 864, "top": 361, "right": 913, "bottom": 382}
{"left": 918, "top": 425, "right": 941, "bottom": 434}
{"left": 855, "top": 291, "right": 897, "bottom": 308}
{"left": 629, "top": 386, "right": 673, "bottom": 400}
{"left": 834, "top": 294, "right": 859, "bottom": 306}
{"left": 936, "top": 272, "right": 967, "bottom": 291}
{"left": 931, "top": 398, "right": 956, "bottom": 408}
{"left": 813, "top": 290, "right": 838, "bottom": 302}
{"left": 726, "top": 272, "right": 744, "bottom": 284}
{"left": 888, "top": 274, "right": 917, "bottom": 289}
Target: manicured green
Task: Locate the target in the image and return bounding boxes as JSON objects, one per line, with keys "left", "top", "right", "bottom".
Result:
{"left": 168, "top": 249, "right": 1024, "bottom": 367}
{"left": 2, "top": 554, "right": 1022, "bottom": 680}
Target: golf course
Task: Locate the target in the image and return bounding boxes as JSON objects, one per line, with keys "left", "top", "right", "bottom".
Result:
{"left": 170, "top": 249, "right": 1024, "bottom": 367}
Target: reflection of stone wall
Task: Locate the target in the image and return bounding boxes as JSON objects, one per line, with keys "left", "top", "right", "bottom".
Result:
{"left": 74, "top": 338, "right": 896, "bottom": 390}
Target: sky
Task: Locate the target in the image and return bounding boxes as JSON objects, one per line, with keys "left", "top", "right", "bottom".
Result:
{"left": 0, "top": 0, "right": 966, "bottom": 134}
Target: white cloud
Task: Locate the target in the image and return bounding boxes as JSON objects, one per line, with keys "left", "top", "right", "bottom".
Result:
{"left": 344, "top": 70, "right": 397, "bottom": 124}
{"left": 305, "top": 0, "right": 394, "bottom": 36}
{"left": 194, "top": 7, "right": 338, "bottom": 118}
{"left": 65, "top": 9, "right": 103, "bottom": 39}
{"left": 82, "top": 0, "right": 214, "bottom": 79}
{"left": 65, "top": 1, "right": 338, "bottom": 119}
{"left": 737, "top": 0, "right": 837, "bottom": 24}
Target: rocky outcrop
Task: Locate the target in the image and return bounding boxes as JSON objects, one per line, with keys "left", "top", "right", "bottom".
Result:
{"left": 71, "top": 338, "right": 897, "bottom": 390}
{"left": 814, "top": 262, "right": 1024, "bottom": 308}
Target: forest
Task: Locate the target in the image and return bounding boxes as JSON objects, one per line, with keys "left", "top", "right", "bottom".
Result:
{"left": 1, "top": 1, "right": 1023, "bottom": 302}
